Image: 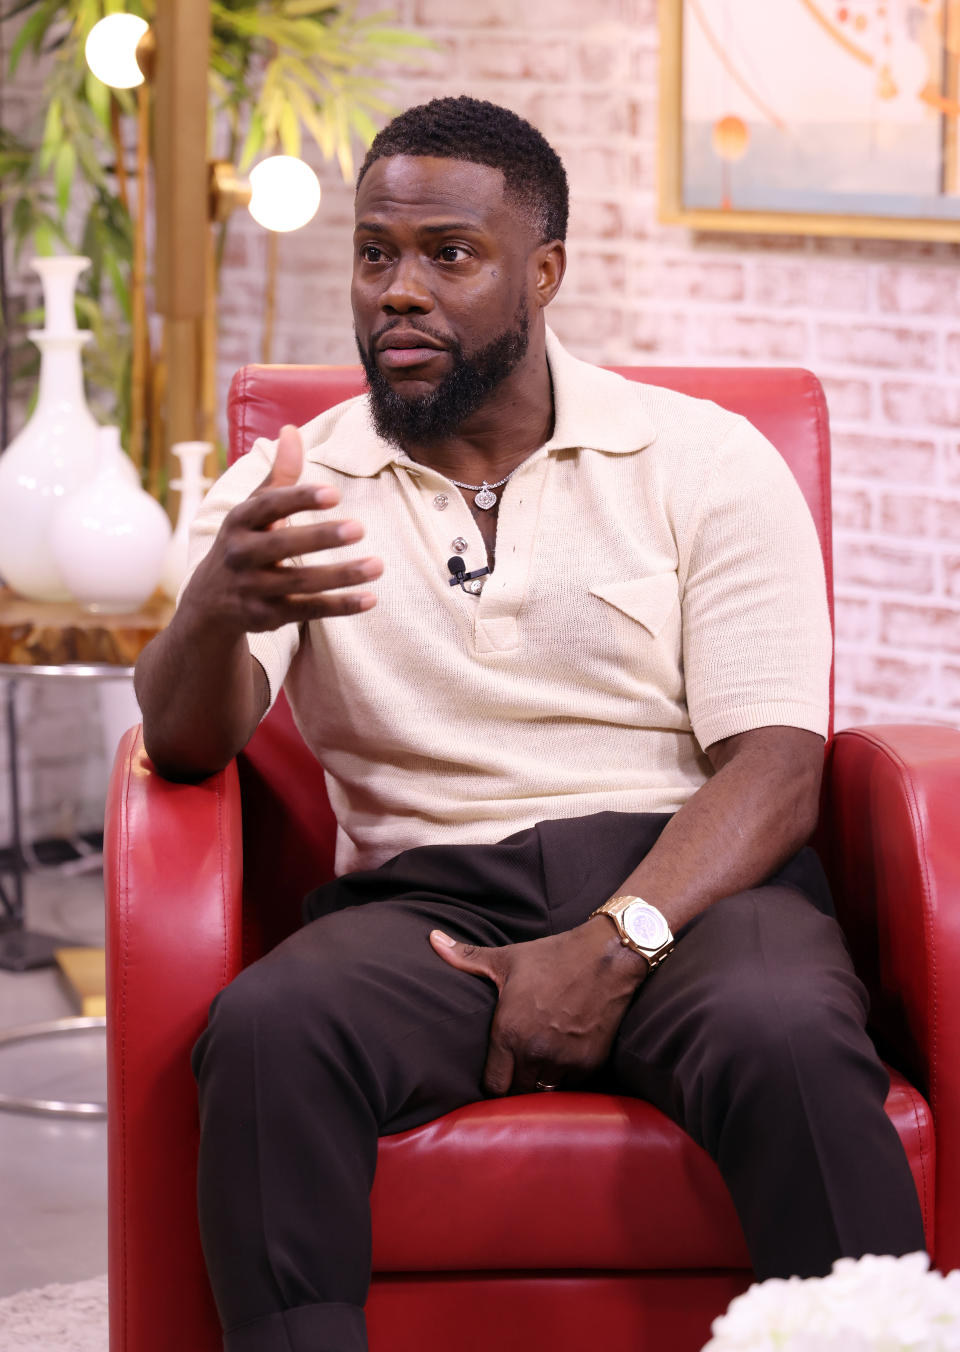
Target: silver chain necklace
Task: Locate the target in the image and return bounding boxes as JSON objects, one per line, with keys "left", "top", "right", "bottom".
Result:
{"left": 398, "top": 450, "right": 531, "bottom": 510}
{"left": 447, "top": 467, "right": 519, "bottom": 511}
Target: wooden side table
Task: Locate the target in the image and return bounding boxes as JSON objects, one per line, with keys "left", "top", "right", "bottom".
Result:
{"left": 0, "top": 588, "right": 172, "bottom": 1116}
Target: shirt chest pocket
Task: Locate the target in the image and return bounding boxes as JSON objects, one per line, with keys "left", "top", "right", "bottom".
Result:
{"left": 588, "top": 572, "right": 680, "bottom": 637}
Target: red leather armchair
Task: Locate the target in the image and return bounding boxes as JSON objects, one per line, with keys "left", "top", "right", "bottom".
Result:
{"left": 105, "top": 365, "right": 960, "bottom": 1352}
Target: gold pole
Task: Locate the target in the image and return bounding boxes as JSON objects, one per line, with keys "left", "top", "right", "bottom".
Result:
{"left": 261, "top": 231, "right": 278, "bottom": 365}
{"left": 149, "top": 331, "right": 167, "bottom": 495}
{"left": 128, "top": 83, "right": 151, "bottom": 477}
{"left": 152, "top": 0, "right": 210, "bottom": 496}
{"left": 200, "top": 223, "right": 219, "bottom": 480}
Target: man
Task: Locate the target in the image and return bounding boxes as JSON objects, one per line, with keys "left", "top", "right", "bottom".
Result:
{"left": 136, "top": 96, "right": 925, "bottom": 1352}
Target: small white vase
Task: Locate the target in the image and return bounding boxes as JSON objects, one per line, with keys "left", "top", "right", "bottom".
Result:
{"left": 0, "top": 256, "right": 101, "bottom": 601}
{"left": 99, "top": 425, "right": 142, "bottom": 488}
{"left": 51, "top": 427, "right": 172, "bottom": 614}
{"left": 160, "top": 440, "right": 213, "bottom": 601}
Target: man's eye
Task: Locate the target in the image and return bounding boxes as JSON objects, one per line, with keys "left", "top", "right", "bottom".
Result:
{"left": 360, "top": 245, "right": 384, "bottom": 263}
{"left": 438, "top": 245, "right": 468, "bottom": 263}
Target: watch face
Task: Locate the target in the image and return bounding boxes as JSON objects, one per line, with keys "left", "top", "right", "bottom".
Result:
{"left": 623, "top": 902, "right": 670, "bottom": 951}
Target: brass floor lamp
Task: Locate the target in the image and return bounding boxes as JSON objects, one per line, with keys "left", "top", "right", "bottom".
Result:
{"left": 87, "top": 0, "right": 321, "bottom": 500}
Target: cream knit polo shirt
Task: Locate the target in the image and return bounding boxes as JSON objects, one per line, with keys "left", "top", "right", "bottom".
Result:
{"left": 186, "top": 330, "right": 832, "bottom": 875}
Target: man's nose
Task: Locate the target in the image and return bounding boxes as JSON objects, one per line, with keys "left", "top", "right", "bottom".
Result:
{"left": 380, "top": 257, "right": 434, "bottom": 314}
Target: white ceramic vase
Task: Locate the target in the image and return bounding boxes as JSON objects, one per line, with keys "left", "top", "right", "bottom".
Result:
{"left": 0, "top": 256, "right": 101, "bottom": 600}
{"left": 160, "top": 440, "right": 213, "bottom": 601}
{"left": 51, "top": 427, "right": 172, "bottom": 614}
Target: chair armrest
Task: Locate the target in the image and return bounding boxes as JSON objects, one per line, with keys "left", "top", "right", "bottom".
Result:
{"left": 824, "top": 723, "right": 960, "bottom": 1270}
{"left": 104, "top": 726, "right": 241, "bottom": 1352}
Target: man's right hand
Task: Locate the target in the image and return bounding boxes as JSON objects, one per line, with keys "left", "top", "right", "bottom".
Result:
{"left": 183, "top": 423, "right": 383, "bottom": 636}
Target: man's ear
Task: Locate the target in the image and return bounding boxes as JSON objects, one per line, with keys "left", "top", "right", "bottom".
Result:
{"left": 532, "top": 239, "right": 566, "bottom": 308}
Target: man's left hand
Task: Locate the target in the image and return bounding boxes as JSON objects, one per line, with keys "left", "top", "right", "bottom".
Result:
{"left": 429, "top": 920, "right": 648, "bottom": 1096}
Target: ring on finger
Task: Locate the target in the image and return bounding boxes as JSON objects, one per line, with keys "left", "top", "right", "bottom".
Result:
{"left": 535, "top": 1079, "right": 560, "bottom": 1092}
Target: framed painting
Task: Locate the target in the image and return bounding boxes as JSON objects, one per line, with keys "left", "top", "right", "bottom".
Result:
{"left": 659, "top": 0, "right": 960, "bottom": 240}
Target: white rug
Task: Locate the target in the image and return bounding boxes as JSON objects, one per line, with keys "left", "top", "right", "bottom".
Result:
{"left": 0, "top": 1275, "right": 107, "bottom": 1351}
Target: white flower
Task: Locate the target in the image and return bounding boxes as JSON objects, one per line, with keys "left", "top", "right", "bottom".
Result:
{"left": 703, "top": 1254, "right": 960, "bottom": 1352}
{"left": 703, "top": 1275, "right": 828, "bottom": 1351}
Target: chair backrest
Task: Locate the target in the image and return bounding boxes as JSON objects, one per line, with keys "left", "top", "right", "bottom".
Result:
{"left": 227, "top": 364, "right": 834, "bottom": 607}
{"left": 226, "top": 363, "right": 835, "bottom": 953}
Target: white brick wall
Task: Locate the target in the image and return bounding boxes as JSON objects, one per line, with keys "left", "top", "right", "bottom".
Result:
{"left": 217, "top": 0, "right": 960, "bottom": 731}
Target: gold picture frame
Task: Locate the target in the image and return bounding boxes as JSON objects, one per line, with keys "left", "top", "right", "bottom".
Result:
{"left": 658, "top": 0, "right": 960, "bottom": 242}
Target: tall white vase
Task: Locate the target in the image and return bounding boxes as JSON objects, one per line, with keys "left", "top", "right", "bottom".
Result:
{"left": 0, "top": 257, "right": 101, "bottom": 601}
{"left": 160, "top": 441, "right": 213, "bottom": 601}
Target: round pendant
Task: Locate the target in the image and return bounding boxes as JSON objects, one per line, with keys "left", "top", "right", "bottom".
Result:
{"left": 474, "top": 485, "right": 497, "bottom": 510}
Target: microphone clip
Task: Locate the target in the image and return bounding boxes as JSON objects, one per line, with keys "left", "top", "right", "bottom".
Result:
{"left": 447, "top": 556, "right": 490, "bottom": 594}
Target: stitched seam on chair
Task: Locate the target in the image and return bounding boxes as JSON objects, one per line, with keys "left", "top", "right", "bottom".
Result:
{"left": 906, "top": 1084, "right": 932, "bottom": 1245}
{"left": 116, "top": 730, "right": 134, "bottom": 1352}
{"left": 845, "top": 730, "right": 937, "bottom": 1128}
{"left": 217, "top": 773, "right": 228, "bottom": 988}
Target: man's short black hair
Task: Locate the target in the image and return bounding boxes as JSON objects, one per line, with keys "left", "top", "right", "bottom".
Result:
{"left": 356, "top": 95, "right": 568, "bottom": 243}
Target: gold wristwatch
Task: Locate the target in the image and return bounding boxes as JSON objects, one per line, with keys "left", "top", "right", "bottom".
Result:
{"left": 589, "top": 895, "right": 675, "bottom": 970}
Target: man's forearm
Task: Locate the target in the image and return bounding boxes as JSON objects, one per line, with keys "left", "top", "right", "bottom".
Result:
{"left": 598, "top": 725, "right": 824, "bottom": 942}
{"left": 135, "top": 602, "right": 267, "bottom": 781}
{"left": 582, "top": 725, "right": 825, "bottom": 985}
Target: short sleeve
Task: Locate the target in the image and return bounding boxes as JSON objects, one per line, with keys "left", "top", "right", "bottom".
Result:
{"left": 681, "top": 416, "right": 832, "bottom": 750}
{"left": 178, "top": 436, "right": 301, "bottom": 711}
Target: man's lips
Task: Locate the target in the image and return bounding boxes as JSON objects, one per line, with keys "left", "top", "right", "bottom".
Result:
{"left": 375, "top": 330, "right": 449, "bottom": 369}
{"left": 378, "top": 346, "right": 446, "bottom": 369}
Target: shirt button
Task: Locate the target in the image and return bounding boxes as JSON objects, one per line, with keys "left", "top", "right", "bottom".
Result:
{"left": 451, "top": 537, "right": 468, "bottom": 553}
{"left": 433, "top": 493, "right": 449, "bottom": 511}
{"left": 466, "top": 578, "right": 484, "bottom": 595}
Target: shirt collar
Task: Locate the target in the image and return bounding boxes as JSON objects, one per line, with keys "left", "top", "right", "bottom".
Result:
{"left": 304, "top": 326, "right": 657, "bottom": 476}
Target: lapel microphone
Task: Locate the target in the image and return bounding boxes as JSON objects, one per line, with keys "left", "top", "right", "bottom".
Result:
{"left": 447, "top": 556, "right": 490, "bottom": 591}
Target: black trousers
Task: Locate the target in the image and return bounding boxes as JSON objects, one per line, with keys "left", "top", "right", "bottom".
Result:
{"left": 192, "top": 811, "right": 925, "bottom": 1352}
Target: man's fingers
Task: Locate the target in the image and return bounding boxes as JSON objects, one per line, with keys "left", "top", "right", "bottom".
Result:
{"left": 429, "top": 931, "right": 503, "bottom": 987}
{"left": 262, "top": 424, "right": 305, "bottom": 490}
{"left": 277, "top": 590, "right": 379, "bottom": 623}
{"left": 429, "top": 933, "right": 512, "bottom": 1093}
{"left": 482, "top": 1038, "right": 516, "bottom": 1098}
{"left": 513, "top": 1055, "right": 567, "bottom": 1096}
{"left": 256, "top": 426, "right": 322, "bottom": 533}
{"left": 236, "top": 516, "right": 364, "bottom": 567}
{"left": 237, "top": 483, "right": 339, "bottom": 533}
{"left": 258, "top": 556, "right": 383, "bottom": 598}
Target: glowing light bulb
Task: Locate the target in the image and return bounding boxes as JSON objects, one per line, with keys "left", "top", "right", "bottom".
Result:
{"left": 85, "top": 14, "right": 150, "bottom": 89}
{"left": 248, "top": 156, "right": 322, "bottom": 233}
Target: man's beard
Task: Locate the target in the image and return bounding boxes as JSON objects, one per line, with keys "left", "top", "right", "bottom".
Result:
{"left": 356, "top": 302, "right": 530, "bottom": 448}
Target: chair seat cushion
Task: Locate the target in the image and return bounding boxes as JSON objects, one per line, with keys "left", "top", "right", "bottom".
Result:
{"left": 371, "top": 1070, "right": 933, "bottom": 1271}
